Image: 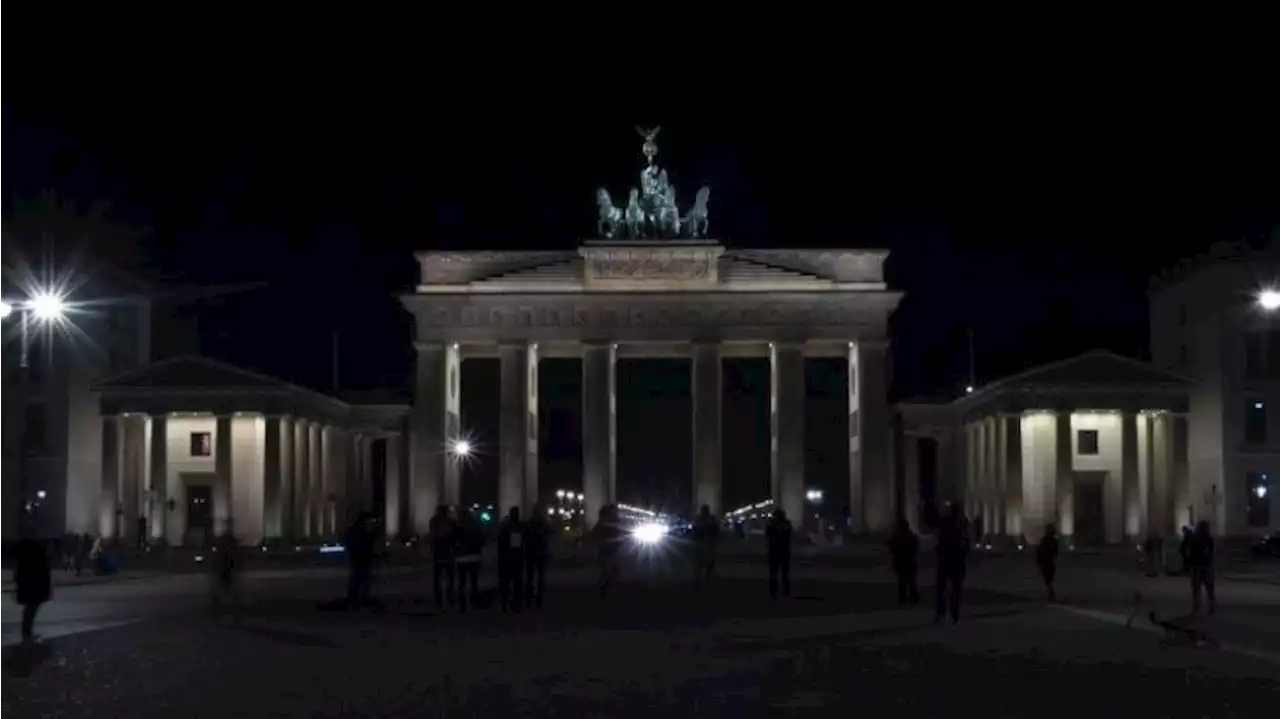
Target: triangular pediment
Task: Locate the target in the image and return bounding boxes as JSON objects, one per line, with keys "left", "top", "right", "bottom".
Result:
{"left": 95, "top": 355, "right": 291, "bottom": 392}
{"left": 991, "top": 350, "right": 1192, "bottom": 392}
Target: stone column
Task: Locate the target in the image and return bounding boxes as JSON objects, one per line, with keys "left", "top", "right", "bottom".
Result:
{"left": 119, "top": 416, "right": 145, "bottom": 545}
{"left": 902, "top": 432, "right": 920, "bottom": 530}
{"left": 1170, "top": 414, "right": 1192, "bottom": 531}
{"left": 309, "top": 422, "right": 325, "bottom": 534}
{"left": 294, "top": 419, "right": 310, "bottom": 538}
{"left": 692, "top": 342, "right": 723, "bottom": 516}
{"left": 279, "top": 416, "right": 294, "bottom": 540}
{"left": 1121, "top": 410, "right": 1140, "bottom": 541}
{"left": 150, "top": 414, "right": 168, "bottom": 543}
{"left": 773, "top": 342, "right": 805, "bottom": 529}
{"left": 1004, "top": 414, "right": 1023, "bottom": 540}
{"left": 385, "top": 434, "right": 402, "bottom": 538}
{"left": 264, "top": 416, "right": 284, "bottom": 540}
{"left": 582, "top": 342, "right": 616, "bottom": 528}
{"left": 1054, "top": 411, "right": 1074, "bottom": 538}
{"left": 214, "top": 415, "right": 233, "bottom": 537}
{"left": 525, "top": 345, "right": 540, "bottom": 511}
{"left": 500, "top": 343, "right": 538, "bottom": 516}
{"left": 865, "top": 342, "right": 895, "bottom": 533}
{"left": 410, "top": 343, "right": 462, "bottom": 531}
{"left": 100, "top": 416, "right": 124, "bottom": 539}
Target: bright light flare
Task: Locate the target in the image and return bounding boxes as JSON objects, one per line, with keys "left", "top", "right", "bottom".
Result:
{"left": 631, "top": 522, "right": 668, "bottom": 545}
{"left": 30, "top": 293, "right": 67, "bottom": 321}
{"left": 1258, "top": 288, "right": 1280, "bottom": 312}
{"left": 0, "top": 301, "right": 11, "bottom": 319}
{"left": 451, "top": 439, "right": 472, "bottom": 457}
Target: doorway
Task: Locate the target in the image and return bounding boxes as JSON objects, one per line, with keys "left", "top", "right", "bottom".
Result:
{"left": 1073, "top": 477, "right": 1106, "bottom": 545}
{"left": 187, "top": 484, "right": 213, "bottom": 542}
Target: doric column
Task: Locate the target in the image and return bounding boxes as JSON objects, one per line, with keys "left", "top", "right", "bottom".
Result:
{"left": 582, "top": 341, "right": 616, "bottom": 528}
{"left": 310, "top": 421, "right": 322, "bottom": 539}
{"left": 500, "top": 342, "right": 538, "bottom": 516}
{"left": 773, "top": 342, "right": 805, "bottom": 528}
{"left": 1003, "top": 414, "right": 1023, "bottom": 539}
{"left": 1054, "top": 410, "right": 1074, "bottom": 538}
{"left": 149, "top": 414, "right": 168, "bottom": 543}
{"left": 264, "top": 416, "right": 284, "bottom": 540}
{"left": 293, "top": 419, "right": 309, "bottom": 538}
{"left": 214, "top": 415, "right": 233, "bottom": 537}
{"left": 100, "top": 415, "right": 124, "bottom": 539}
{"left": 120, "top": 416, "right": 145, "bottom": 545}
{"left": 279, "top": 416, "right": 294, "bottom": 539}
{"left": 692, "top": 342, "right": 723, "bottom": 516}
{"left": 902, "top": 431, "right": 920, "bottom": 530}
{"left": 1121, "top": 410, "right": 1140, "bottom": 541}
{"left": 1170, "top": 414, "right": 1192, "bottom": 531}
{"left": 850, "top": 340, "right": 893, "bottom": 534}
{"left": 410, "top": 342, "right": 462, "bottom": 530}
{"left": 965, "top": 422, "right": 977, "bottom": 519}
{"left": 385, "top": 434, "right": 403, "bottom": 538}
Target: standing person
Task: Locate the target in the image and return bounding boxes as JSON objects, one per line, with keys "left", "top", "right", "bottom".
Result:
{"left": 14, "top": 537, "right": 52, "bottom": 643}
{"left": 454, "top": 510, "right": 485, "bottom": 612}
{"left": 888, "top": 517, "right": 921, "bottom": 604}
{"left": 523, "top": 503, "right": 551, "bottom": 610}
{"left": 934, "top": 503, "right": 969, "bottom": 624}
{"left": 428, "top": 505, "right": 457, "bottom": 609}
{"left": 765, "top": 507, "right": 793, "bottom": 599}
{"left": 497, "top": 507, "right": 525, "bottom": 613}
{"left": 345, "top": 512, "right": 377, "bottom": 608}
{"left": 593, "top": 504, "right": 623, "bottom": 598}
{"left": 692, "top": 504, "right": 720, "bottom": 589}
{"left": 1188, "top": 520, "right": 1216, "bottom": 615}
{"left": 210, "top": 526, "right": 242, "bottom": 620}
{"left": 136, "top": 515, "right": 148, "bottom": 552}
{"left": 1178, "top": 526, "right": 1194, "bottom": 575}
{"left": 1036, "top": 523, "right": 1060, "bottom": 602}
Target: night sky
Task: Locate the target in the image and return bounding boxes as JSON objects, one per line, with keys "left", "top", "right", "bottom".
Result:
{"left": 4, "top": 109, "right": 1278, "bottom": 513}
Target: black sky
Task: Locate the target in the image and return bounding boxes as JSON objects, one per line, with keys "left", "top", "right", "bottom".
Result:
{"left": 4, "top": 109, "right": 1278, "bottom": 511}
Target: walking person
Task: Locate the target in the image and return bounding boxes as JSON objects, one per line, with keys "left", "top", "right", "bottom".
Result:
{"left": 888, "top": 517, "right": 921, "bottom": 605}
{"left": 1187, "top": 520, "right": 1216, "bottom": 615}
{"left": 934, "top": 503, "right": 969, "bottom": 624}
{"left": 593, "top": 504, "right": 623, "bottom": 598}
{"left": 344, "top": 512, "right": 378, "bottom": 608}
{"left": 692, "top": 504, "right": 720, "bottom": 590}
{"left": 210, "top": 526, "right": 242, "bottom": 621}
{"left": 497, "top": 507, "right": 525, "bottom": 613}
{"left": 454, "top": 510, "right": 485, "bottom": 612}
{"left": 1036, "top": 522, "right": 1060, "bottom": 602}
{"left": 766, "top": 507, "right": 792, "bottom": 599}
{"left": 523, "top": 503, "right": 551, "bottom": 610}
{"left": 428, "top": 505, "right": 457, "bottom": 609}
{"left": 136, "top": 515, "right": 148, "bottom": 552}
{"left": 14, "top": 537, "right": 52, "bottom": 643}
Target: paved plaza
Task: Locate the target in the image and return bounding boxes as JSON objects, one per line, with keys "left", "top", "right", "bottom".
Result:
{"left": 4, "top": 550, "right": 1280, "bottom": 717}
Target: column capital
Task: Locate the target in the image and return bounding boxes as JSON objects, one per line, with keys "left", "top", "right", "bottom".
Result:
{"left": 413, "top": 341, "right": 459, "bottom": 354}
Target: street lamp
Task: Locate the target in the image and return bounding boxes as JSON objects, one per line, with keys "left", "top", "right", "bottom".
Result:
{"left": 1257, "top": 288, "right": 1280, "bottom": 312}
{"left": 4, "top": 289, "right": 72, "bottom": 541}
{"left": 556, "top": 489, "right": 566, "bottom": 499}
{"left": 450, "top": 438, "right": 472, "bottom": 458}
{"left": 806, "top": 489, "right": 824, "bottom": 503}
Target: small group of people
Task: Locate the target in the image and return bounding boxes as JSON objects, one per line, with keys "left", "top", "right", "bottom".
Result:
{"left": 426, "top": 504, "right": 551, "bottom": 613}
{"left": 886, "top": 503, "right": 971, "bottom": 623}
{"left": 886, "top": 502, "right": 1222, "bottom": 622}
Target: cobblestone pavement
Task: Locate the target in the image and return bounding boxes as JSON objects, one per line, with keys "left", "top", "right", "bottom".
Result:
{"left": 4, "top": 559, "right": 1279, "bottom": 718}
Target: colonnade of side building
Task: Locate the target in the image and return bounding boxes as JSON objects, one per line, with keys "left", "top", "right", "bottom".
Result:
{"left": 911, "top": 408, "right": 1190, "bottom": 543}
{"left": 407, "top": 339, "right": 896, "bottom": 533}
{"left": 96, "top": 412, "right": 392, "bottom": 546}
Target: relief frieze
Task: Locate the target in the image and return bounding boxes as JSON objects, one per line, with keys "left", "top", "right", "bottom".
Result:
{"left": 422, "top": 301, "right": 874, "bottom": 330}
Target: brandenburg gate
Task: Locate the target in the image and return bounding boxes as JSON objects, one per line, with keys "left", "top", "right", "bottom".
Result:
{"left": 400, "top": 128, "right": 902, "bottom": 532}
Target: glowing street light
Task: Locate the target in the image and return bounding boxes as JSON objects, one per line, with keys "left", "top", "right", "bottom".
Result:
{"left": 556, "top": 489, "right": 566, "bottom": 499}
{"left": 29, "top": 292, "right": 67, "bottom": 321}
{"left": 576, "top": 492, "right": 584, "bottom": 502}
{"left": 1258, "top": 288, "right": 1280, "bottom": 312}
{"left": 806, "top": 489, "right": 824, "bottom": 503}
{"left": 450, "top": 438, "right": 472, "bottom": 458}
{"left": 0, "top": 301, "right": 11, "bottom": 320}
{"left": 965, "top": 384, "right": 975, "bottom": 394}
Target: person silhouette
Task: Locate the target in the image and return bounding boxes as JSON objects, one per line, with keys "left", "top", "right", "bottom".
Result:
{"left": 766, "top": 507, "right": 792, "bottom": 598}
